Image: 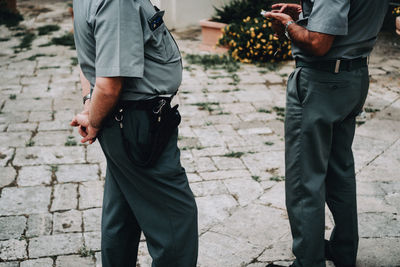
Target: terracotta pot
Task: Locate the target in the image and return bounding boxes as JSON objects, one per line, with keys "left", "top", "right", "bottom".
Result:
{"left": 396, "top": 16, "right": 400, "bottom": 35}
{"left": 3, "top": 0, "right": 17, "bottom": 12}
{"left": 69, "top": 6, "right": 74, "bottom": 33}
{"left": 199, "top": 19, "right": 228, "bottom": 52}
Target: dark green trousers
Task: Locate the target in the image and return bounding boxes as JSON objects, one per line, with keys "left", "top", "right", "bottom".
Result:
{"left": 285, "top": 66, "right": 369, "bottom": 267}
{"left": 98, "top": 108, "right": 198, "bottom": 267}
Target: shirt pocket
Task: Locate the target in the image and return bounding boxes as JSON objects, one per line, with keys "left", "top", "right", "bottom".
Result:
{"left": 144, "top": 11, "right": 181, "bottom": 64}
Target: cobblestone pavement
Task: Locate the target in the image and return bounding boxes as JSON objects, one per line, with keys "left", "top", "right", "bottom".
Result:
{"left": 0, "top": 1, "right": 399, "bottom": 267}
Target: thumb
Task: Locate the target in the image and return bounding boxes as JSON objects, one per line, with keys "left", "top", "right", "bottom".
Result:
{"left": 70, "top": 117, "right": 79, "bottom": 127}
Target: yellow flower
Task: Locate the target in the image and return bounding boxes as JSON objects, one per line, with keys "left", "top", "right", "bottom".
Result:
{"left": 269, "top": 34, "right": 273, "bottom": 40}
{"left": 254, "top": 18, "right": 259, "bottom": 24}
{"left": 268, "top": 45, "right": 273, "bottom": 50}
{"left": 261, "top": 39, "right": 266, "bottom": 43}
{"left": 251, "top": 32, "right": 256, "bottom": 38}
{"left": 243, "top": 16, "right": 251, "bottom": 23}
{"left": 250, "top": 27, "right": 255, "bottom": 32}
{"left": 268, "top": 22, "right": 272, "bottom": 27}
{"left": 257, "top": 33, "right": 263, "bottom": 39}
{"left": 263, "top": 24, "right": 267, "bottom": 28}
{"left": 247, "top": 41, "right": 250, "bottom": 48}
{"left": 268, "top": 50, "right": 273, "bottom": 55}
{"left": 273, "top": 36, "right": 279, "bottom": 41}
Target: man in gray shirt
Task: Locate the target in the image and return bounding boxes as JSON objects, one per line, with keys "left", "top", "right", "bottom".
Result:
{"left": 265, "top": 1, "right": 389, "bottom": 266}
{"left": 70, "top": 0, "right": 198, "bottom": 266}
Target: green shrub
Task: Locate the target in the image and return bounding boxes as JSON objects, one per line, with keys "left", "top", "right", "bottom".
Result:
{"left": 219, "top": 17, "right": 292, "bottom": 63}
{"left": 51, "top": 32, "right": 75, "bottom": 48}
{"left": 212, "top": 0, "right": 274, "bottom": 24}
{"left": 38, "top": 24, "right": 60, "bottom": 35}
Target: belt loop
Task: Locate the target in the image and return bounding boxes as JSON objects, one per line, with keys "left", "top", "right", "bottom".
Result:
{"left": 334, "top": 60, "right": 341, "bottom": 74}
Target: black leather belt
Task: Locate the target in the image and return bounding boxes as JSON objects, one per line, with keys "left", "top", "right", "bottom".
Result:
{"left": 120, "top": 97, "right": 171, "bottom": 110}
{"left": 295, "top": 57, "right": 368, "bottom": 73}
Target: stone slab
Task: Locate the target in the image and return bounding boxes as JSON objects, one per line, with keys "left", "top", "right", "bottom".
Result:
{"left": 83, "top": 208, "right": 102, "bottom": 232}
{"left": 0, "top": 186, "right": 51, "bottom": 216}
{"left": 0, "top": 216, "right": 26, "bottom": 240}
{"left": 0, "top": 167, "right": 16, "bottom": 188}
{"left": 20, "top": 258, "right": 54, "bottom": 267}
{"left": 53, "top": 210, "right": 83, "bottom": 234}
{"left": 51, "top": 183, "right": 78, "bottom": 212}
{"left": 0, "top": 239, "right": 27, "bottom": 261}
{"left": 56, "top": 255, "right": 95, "bottom": 267}
{"left": 79, "top": 181, "right": 104, "bottom": 210}
{"left": 198, "top": 231, "right": 263, "bottom": 267}
{"left": 29, "top": 233, "right": 84, "bottom": 258}
{"left": 26, "top": 213, "right": 53, "bottom": 238}
{"left": 14, "top": 146, "right": 85, "bottom": 166}
{"left": 18, "top": 165, "right": 52, "bottom": 187}
{"left": 57, "top": 164, "right": 99, "bottom": 183}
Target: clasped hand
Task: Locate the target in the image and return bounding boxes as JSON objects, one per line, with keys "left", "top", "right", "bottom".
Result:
{"left": 70, "top": 109, "right": 99, "bottom": 144}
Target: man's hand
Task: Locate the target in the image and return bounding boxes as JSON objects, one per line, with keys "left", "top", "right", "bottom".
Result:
{"left": 70, "top": 111, "right": 99, "bottom": 144}
{"left": 271, "top": 3, "right": 302, "bottom": 21}
{"left": 265, "top": 11, "right": 293, "bottom": 28}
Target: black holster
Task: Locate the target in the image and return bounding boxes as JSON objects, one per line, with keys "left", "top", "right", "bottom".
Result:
{"left": 116, "top": 97, "right": 181, "bottom": 168}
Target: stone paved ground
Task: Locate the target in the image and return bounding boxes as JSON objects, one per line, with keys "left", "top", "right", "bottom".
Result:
{"left": 0, "top": 1, "right": 399, "bottom": 267}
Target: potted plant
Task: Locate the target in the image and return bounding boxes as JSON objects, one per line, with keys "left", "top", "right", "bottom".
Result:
{"left": 0, "top": 0, "right": 23, "bottom": 27}
{"left": 394, "top": 7, "right": 400, "bottom": 35}
{"left": 2, "top": 0, "right": 16, "bottom": 12}
{"left": 199, "top": 0, "right": 273, "bottom": 51}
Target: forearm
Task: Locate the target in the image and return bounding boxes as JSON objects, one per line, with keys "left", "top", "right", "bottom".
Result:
{"left": 288, "top": 23, "right": 334, "bottom": 57}
{"left": 89, "top": 77, "right": 122, "bottom": 128}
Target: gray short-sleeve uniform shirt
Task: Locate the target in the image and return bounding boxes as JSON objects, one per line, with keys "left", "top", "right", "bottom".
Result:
{"left": 293, "top": 0, "right": 389, "bottom": 61}
{"left": 73, "top": 0, "right": 182, "bottom": 100}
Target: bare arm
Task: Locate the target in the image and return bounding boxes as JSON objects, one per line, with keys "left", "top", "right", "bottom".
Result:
{"left": 265, "top": 12, "right": 335, "bottom": 57}
{"left": 89, "top": 77, "right": 123, "bottom": 128}
{"left": 287, "top": 22, "right": 335, "bottom": 57}
{"left": 71, "top": 72, "right": 123, "bottom": 144}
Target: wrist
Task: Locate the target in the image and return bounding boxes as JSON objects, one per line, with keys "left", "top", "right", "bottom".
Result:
{"left": 285, "top": 20, "right": 295, "bottom": 40}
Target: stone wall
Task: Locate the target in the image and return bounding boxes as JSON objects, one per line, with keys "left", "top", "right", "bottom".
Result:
{"left": 156, "top": 0, "right": 228, "bottom": 30}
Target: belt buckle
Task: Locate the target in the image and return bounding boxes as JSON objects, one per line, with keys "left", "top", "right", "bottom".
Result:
{"left": 334, "top": 60, "right": 341, "bottom": 74}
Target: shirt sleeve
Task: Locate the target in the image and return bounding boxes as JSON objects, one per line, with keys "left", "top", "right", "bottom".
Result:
{"left": 306, "top": 0, "right": 350, "bottom": 36}
{"left": 93, "top": 0, "right": 144, "bottom": 78}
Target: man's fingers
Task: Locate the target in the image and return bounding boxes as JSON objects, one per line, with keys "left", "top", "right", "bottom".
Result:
{"left": 271, "top": 4, "right": 284, "bottom": 9}
{"left": 88, "top": 138, "right": 97, "bottom": 145}
{"left": 279, "top": 5, "right": 288, "bottom": 13}
{"left": 78, "top": 126, "right": 88, "bottom": 137}
{"left": 265, "top": 12, "right": 280, "bottom": 19}
{"left": 70, "top": 117, "right": 79, "bottom": 127}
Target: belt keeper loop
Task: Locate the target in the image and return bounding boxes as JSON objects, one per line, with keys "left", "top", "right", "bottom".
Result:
{"left": 334, "top": 60, "right": 341, "bottom": 74}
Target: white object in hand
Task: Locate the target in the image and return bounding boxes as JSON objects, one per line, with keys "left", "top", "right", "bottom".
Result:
{"left": 260, "top": 9, "right": 267, "bottom": 16}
